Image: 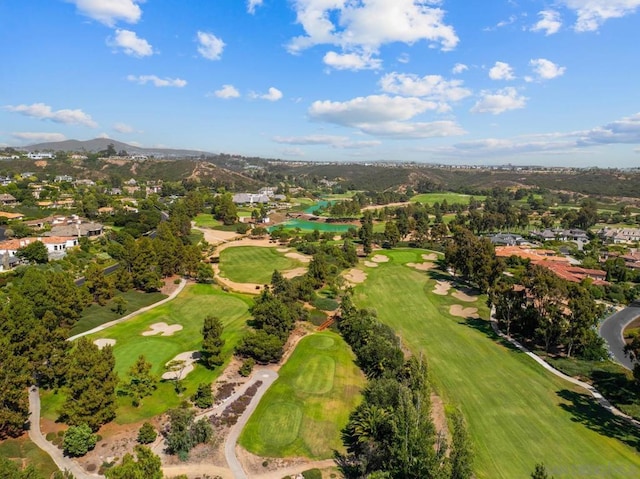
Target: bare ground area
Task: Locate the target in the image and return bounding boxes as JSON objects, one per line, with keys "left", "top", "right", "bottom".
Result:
{"left": 344, "top": 268, "right": 367, "bottom": 285}
{"left": 449, "top": 305, "right": 479, "bottom": 319}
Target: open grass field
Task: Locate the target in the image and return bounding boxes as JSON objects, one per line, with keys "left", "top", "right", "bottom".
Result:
{"left": 219, "top": 246, "right": 304, "bottom": 284}
{"left": 42, "top": 283, "right": 252, "bottom": 424}
{"left": 0, "top": 436, "right": 59, "bottom": 477}
{"left": 410, "top": 192, "right": 485, "bottom": 205}
{"left": 239, "top": 331, "right": 365, "bottom": 459}
{"left": 193, "top": 213, "right": 222, "bottom": 228}
{"left": 352, "top": 249, "right": 640, "bottom": 479}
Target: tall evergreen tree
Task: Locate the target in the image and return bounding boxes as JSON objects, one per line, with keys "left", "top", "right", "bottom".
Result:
{"left": 123, "top": 355, "right": 157, "bottom": 406}
{"left": 201, "top": 316, "right": 225, "bottom": 369}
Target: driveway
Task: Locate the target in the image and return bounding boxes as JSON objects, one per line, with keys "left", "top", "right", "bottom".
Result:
{"left": 599, "top": 302, "right": 640, "bottom": 370}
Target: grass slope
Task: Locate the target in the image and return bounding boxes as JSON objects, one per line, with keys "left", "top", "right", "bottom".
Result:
{"left": 0, "top": 437, "right": 59, "bottom": 477}
{"left": 352, "top": 249, "right": 640, "bottom": 479}
{"left": 42, "top": 283, "right": 251, "bottom": 425}
{"left": 219, "top": 246, "right": 303, "bottom": 284}
{"left": 410, "top": 192, "right": 485, "bottom": 205}
{"left": 239, "top": 331, "right": 365, "bottom": 459}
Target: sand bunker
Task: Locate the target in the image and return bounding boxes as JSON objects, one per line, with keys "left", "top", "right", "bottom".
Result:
{"left": 422, "top": 253, "right": 438, "bottom": 261}
{"left": 371, "top": 254, "right": 390, "bottom": 263}
{"left": 283, "top": 267, "right": 307, "bottom": 279}
{"left": 433, "top": 280, "right": 452, "bottom": 295}
{"left": 449, "top": 305, "right": 479, "bottom": 319}
{"left": 344, "top": 268, "right": 367, "bottom": 285}
{"left": 285, "top": 252, "right": 311, "bottom": 263}
{"left": 276, "top": 247, "right": 290, "bottom": 253}
{"left": 94, "top": 338, "right": 116, "bottom": 350}
{"left": 142, "top": 322, "right": 183, "bottom": 337}
{"left": 364, "top": 261, "right": 379, "bottom": 268}
{"left": 407, "top": 262, "right": 435, "bottom": 271}
{"left": 452, "top": 290, "right": 479, "bottom": 302}
{"left": 162, "top": 351, "right": 200, "bottom": 380}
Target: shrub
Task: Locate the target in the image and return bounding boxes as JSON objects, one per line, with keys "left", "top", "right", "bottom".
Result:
{"left": 63, "top": 424, "right": 98, "bottom": 457}
{"left": 137, "top": 422, "right": 157, "bottom": 444}
{"left": 302, "top": 469, "right": 322, "bottom": 479}
{"left": 239, "top": 358, "right": 255, "bottom": 377}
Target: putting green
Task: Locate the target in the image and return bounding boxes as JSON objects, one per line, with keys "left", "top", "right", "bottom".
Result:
{"left": 353, "top": 249, "right": 640, "bottom": 479}
{"left": 219, "top": 246, "right": 304, "bottom": 284}
{"left": 239, "top": 331, "right": 365, "bottom": 458}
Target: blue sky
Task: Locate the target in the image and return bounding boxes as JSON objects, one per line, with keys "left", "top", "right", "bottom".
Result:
{"left": 2, "top": 0, "right": 640, "bottom": 167}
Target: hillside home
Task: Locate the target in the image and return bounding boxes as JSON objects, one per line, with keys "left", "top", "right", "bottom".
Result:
{"left": 0, "top": 194, "right": 18, "bottom": 206}
{"left": 0, "top": 211, "right": 25, "bottom": 221}
{"left": 0, "top": 236, "right": 78, "bottom": 258}
{"left": 599, "top": 228, "right": 640, "bottom": 244}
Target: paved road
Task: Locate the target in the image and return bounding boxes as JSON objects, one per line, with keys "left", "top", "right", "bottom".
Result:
{"left": 599, "top": 302, "right": 640, "bottom": 370}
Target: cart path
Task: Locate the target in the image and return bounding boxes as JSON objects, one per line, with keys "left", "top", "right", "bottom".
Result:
{"left": 599, "top": 303, "right": 640, "bottom": 370}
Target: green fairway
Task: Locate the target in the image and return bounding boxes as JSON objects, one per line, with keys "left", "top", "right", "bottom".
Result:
{"left": 42, "top": 283, "right": 252, "bottom": 424}
{"left": 410, "top": 192, "right": 485, "bottom": 205}
{"left": 193, "top": 213, "right": 222, "bottom": 228}
{"left": 352, "top": 249, "right": 640, "bottom": 479}
{"left": 239, "top": 331, "right": 365, "bottom": 459}
{"left": 219, "top": 246, "right": 304, "bottom": 284}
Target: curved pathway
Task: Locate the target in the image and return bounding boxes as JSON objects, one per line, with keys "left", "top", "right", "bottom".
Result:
{"left": 490, "top": 309, "right": 640, "bottom": 428}
{"left": 599, "top": 303, "right": 640, "bottom": 370}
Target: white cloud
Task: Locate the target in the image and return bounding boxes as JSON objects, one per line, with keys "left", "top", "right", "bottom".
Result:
{"left": 196, "top": 31, "right": 225, "bottom": 60}
{"left": 528, "top": 58, "right": 566, "bottom": 81}
{"left": 107, "top": 29, "right": 153, "bottom": 57}
{"left": 5, "top": 102, "right": 97, "bottom": 127}
{"left": 561, "top": 0, "right": 640, "bottom": 32}
{"left": 452, "top": 63, "right": 468, "bottom": 74}
{"left": 287, "top": 0, "right": 459, "bottom": 63}
{"left": 213, "top": 84, "right": 241, "bottom": 99}
{"left": 578, "top": 112, "right": 640, "bottom": 145}
{"left": 323, "top": 51, "right": 382, "bottom": 71}
{"left": 127, "top": 75, "right": 187, "bottom": 87}
{"left": 11, "top": 132, "right": 67, "bottom": 143}
{"left": 247, "top": 0, "right": 264, "bottom": 14}
{"left": 397, "top": 53, "right": 410, "bottom": 64}
{"left": 113, "top": 122, "right": 135, "bottom": 133}
{"left": 273, "top": 135, "right": 381, "bottom": 149}
{"left": 471, "top": 87, "right": 527, "bottom": 114}
{"left": 484, "top": 14, "right": 518, "bottom": 31}
{"left": 531, "top": 10, "right": 562, "bottom": 35}
{"left": 489, "top": 61, "right": 515, "bottom": 80}
{"left": 66, "top": 0, "right": 143, "bottom": 27}
{"left": 251, "top": 87, "right": 283, "bottom": 101}
{"left": 357, "top": 121, "right": 465, "bottom": 139}
{"left": 379, "top": 73, "right": 471, "bottom": 105}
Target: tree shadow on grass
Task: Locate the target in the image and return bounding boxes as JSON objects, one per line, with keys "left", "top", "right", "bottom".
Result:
{"left": 463, "top": 317, "right": 523, "bottom": 352}
{"left": 589, "top": 369, "right": 639, "bottom": 413}
{"left": 557, "top": 389, "right": 640, "bottom": 451}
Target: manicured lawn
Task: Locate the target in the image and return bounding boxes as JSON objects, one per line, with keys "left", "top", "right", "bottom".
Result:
{"left": 43, "top": 283, "right": 252, "bottom": 425}
{"left": 0, "top": 436, "right": 59, "bottom": 478}
{"left": 352, "top": 249, "right": 640, "bottom": 479}
{"left": 71, "top": 290, "right": 167, "bottom": 336}
{"left": 410, "top": 192, "right": 485, "bottom": 205}
{"left": 193, "top": 214, "right": 222, "bottom": 228}
{"left": 239, "top": 331, "right": 365, "bottom": 459}
{"left": 219, "top": 246, "right": 304, "bottom": 284}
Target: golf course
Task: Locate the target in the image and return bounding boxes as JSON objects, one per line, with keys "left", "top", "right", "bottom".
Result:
{"left": 219, "top": 246, "right": 305, "bottom": 284}
{"left": 351, "top": 249, "right": 640, "bottom": 478}
{"left": 239, "top": 331, "right": 365, "bottom": 459}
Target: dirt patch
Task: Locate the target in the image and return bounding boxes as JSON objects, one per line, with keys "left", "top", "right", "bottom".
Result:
{"left": 34, "top": 160, "right": 48, "bottom": 168}
{"left": 276, "top": 247, "right": 290, "bottom": 252}
{"left": 363, "top": 261, "right": 379, "bottom": 268}
{"left": 433, "top": 280, "right": 452, "bottom": 295}
{"left": 431, "top": 393, "right": 450, "bottom": 450}
{"left": 452, "top": 290, "right": 478, "bottom": 302}
{"left": 449, "top": 305, "right": 479, "bottom": 318}
{"left": 161, "top": 351, "right": 200, "bottom": 380}
{"left": 344, "top": 268, "right": 367, "bottom": 285}
{"left": 93, "top": 338, "right": 116, "bottom": 349}
{"left": 407, "top": 262, "right": 435, "bottom": 271}
{"left": 142, "top": 322, "right": 183, "bottom": 337}
{"left": 160, "top": 275, "right": 182, "bottom": 296}
{"left": 199, "top": 228, "right": 243, "bottom": 246}
{"left": 285, "top": 252, "right": 312, "bottom": 263}
{"left": 371, "top": 254, "right": 390, "bottom": 263}
{"left": 422, "top": 253, "right": 438, "bottom": 261}
{"left": 282, "top": 267, "right": 307, "bottom": 279}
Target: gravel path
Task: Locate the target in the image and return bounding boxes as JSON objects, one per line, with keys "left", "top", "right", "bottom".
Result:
{"left": 599, "top": 303, "right": 640, "bottom": 370}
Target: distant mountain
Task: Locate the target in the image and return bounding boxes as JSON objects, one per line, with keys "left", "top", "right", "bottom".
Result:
{"left": 21, "top": 138, "right": 211, "bottom": 158}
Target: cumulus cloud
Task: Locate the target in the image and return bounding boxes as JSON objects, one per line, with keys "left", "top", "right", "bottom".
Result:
{"left": 452, "top": 63, "right": 468, "bottom": 74}
{"left": 323, "top": 51, "right": 382, "bottom": 71}
{"left": 11, "top": 132, "right": 67, "bottom": 143}
{"left": 108, "top": 29, "right": 153, "bottom": 57}
{"left": 66, "top": 0, "right": 143, "bottom": 27}
{"left": 287, "top": 0, "right": 458, "bottom": 70}
{"left": 379, "top": 73, "right": 471, "bottom": 107}
{"left": 273, "top": 135, "right": 381, "bottom": 149}
{"left": 197, "top": 31, "right": 225, "bottom": 60}
{"left": 127, "top": 75, "right": 187, "bottom": 87}
{"left": 489, "top": 61, "right": 515, "bottom": 80}
{"left": 251, "top": 87, "right": 283, "bottom": 101}
{"left": 113, "top": 122, "right": 135, "bottom": 133}
{"left": 578, "top": 112, "right": 640, "bottom": 145}
{"left": 5, "top": 102, "right": 97, "bottom": 127}
{"left": 531, "top": 10, "right": 562, "bottom": 35}
{"left": 528, "top": 58, "right": 566, "bottom": 81}
{"left": 561, "top": 0, "right": 640, "bottom": 32}
{"left": 471, "top": 87, "right": 527, "bottom": 114}
{"left": 247, "top": 0, "right": 263, "bottom": 14}
{"left": 213, "top": 84, "right": 241, "bottom": 99}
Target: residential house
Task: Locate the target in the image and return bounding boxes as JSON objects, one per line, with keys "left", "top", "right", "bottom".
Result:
{"left": 27, "top": 152, "right": 54, "bottom": 159}
{"left": 54, "top": 175, "right": 73, "bottom": 183}
{"left": 0, "top": 193, "right": 18, "bottom": 206}
{"left": 0, "top": 176, "right": 13, "bottom": 186}
{"left": 0, "top": 211, "right": 25, "bottom": 221}
{"left": 488, "top": 233, "right": 525, "bottom": 246}
{"left": 0, "top": 236, "right": 79, "bottom": 259}
{"left": 232, "top": 193, "right": 270, "bottom": 205}
{"left": 599, "top": 228, "right": 640, "bottom": 244}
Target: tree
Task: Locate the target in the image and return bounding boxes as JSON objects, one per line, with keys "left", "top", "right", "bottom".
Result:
{"left": 211, "top": 193, "right": 238, "bottom": 225}
{"left": 16, "top": 240, "right": 48, "bottom": 264}
{"left": 450, "top": 411, "right": 473, "bottom": 479}
{"left": 201, "top": 316, "right": 225, "bottom": 368}
{"left": 123, "top": 355, "right": 157, "bottom": 406}
{"left": 131, "top": 237, "right": 162, "bottom": 292}
{"left": 165, "top": 360, "right": 187, "bottom": 394}
{"left": 137, "top": 422, "right": 157, "bottom": 444}
{"left": 383, "top": 221, "right": 401, "bottom": 247}
{"left": 0, "top": 457, "right": 43, "bottom": 479}
{"left": 236, "top": 330, "right": 284, "bottom": 363}
{"left": 105, "top": 446, "right": 163, "bottom": 479}
{"left": 191, "top": 382, "right": 213, "bottom": 409}
{"left": 165, "top": 404, "right": 213, "bottom": 461}
{"left": 531, "top": 463, "right": 553, "bottom": 479}
{"left": 62, "top": 424, "right": 98, "bottom": 457}
{"left": 0, "top": 340, "right": 31, "bottom": 438}
{"left": 196, "top": 262, "right": 214, "bottom": 283}
{"left": 84, "top": 263, "right": 115, "bottom": 305}
{"left": 359, "top": 211, "right": 374, "bottom": 254}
